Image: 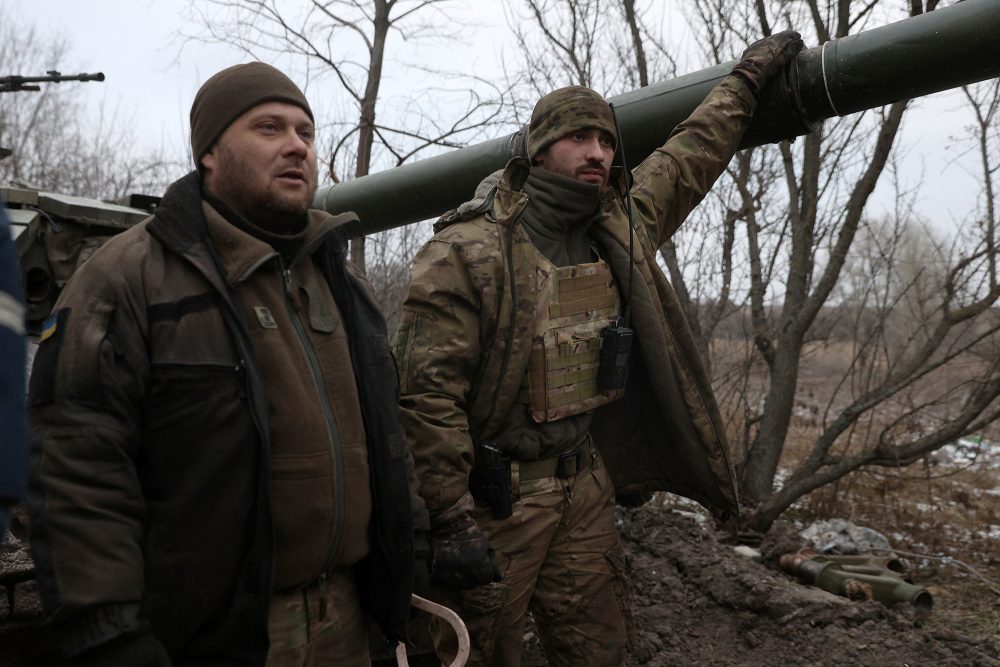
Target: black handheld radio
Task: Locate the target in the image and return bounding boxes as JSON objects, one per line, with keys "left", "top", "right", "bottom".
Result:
{"left": 597, "top": 320, "right": 633, "bottom": 391}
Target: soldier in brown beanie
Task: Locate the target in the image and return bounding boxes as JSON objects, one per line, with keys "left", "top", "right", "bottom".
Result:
{"left": 394, "top": 32, "right": 804, "bottom": 666}
{"left": 28, "top": 62, "right": 428, "bottom": 666}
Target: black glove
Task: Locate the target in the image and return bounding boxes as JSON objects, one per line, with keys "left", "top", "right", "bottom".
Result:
{"left": 430, "top": 512, "right": 502, "bottom": 591}
{"left": 71, "top": 630, "right": 172, "bottom": 667}
{"left": 731, "top": 29, "right": 804, "bottom": 95}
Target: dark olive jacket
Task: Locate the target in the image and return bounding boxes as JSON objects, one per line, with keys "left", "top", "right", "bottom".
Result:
{"left": 28, "top": 172, "right": 423, "bottom": 664}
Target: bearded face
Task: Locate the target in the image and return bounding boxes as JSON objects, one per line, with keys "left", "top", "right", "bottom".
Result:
{"left": 534, "top": 128, "right": 615, "bottom": 189}
{"left": 201, "top": 101, "right": 318, "bottom": 229}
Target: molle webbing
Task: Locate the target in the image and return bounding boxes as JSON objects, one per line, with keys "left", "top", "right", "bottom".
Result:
{"left": 547, "top": 271, "right": 616, "bottom": 317}
{"left": 521, "top": 257, "right": 624, "bottom": 422}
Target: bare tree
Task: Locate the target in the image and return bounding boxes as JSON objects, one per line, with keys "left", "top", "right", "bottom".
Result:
{"left": 503, "top": 0, "right": 678, "bottom": 106}
{"left": 0, "top": 5, "right": 181, "bottom": 200}
{"left": 182, "top": 0, "right": 507, "bottom": 273}
{"left": 725, "top": 1, "right": 999, "bottom": 531}
{"left": 509, "top": 0, "right": 1000, "bottom": 531}
{"left": 504, "top": 0, "right": 605, "bottom": 94}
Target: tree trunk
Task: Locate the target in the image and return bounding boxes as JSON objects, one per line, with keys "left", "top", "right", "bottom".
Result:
{"left": 349, "top": 0, "right": 390, "bottom": 275}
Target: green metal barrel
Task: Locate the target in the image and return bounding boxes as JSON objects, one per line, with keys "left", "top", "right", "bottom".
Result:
{"left": 799, "top": 559, "right": 933, "bottom": 614}
{"left": 316, "top": 0, "right": 1000, "bottom": 235}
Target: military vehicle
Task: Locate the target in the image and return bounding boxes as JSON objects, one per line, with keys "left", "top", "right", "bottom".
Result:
{"left": 0, "top": 70, "right": 161, "bottom": 336}
{"left": 4, "top": 187, "right": 158, "bottom": 335}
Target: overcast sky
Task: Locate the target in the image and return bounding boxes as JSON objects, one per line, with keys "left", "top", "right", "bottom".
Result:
{"left": 13, "top": 0, "right": 515, "bottom": 159}
{"left": 16, "top": 1, "right": 240, "bottom": 158}
{"left": 12, "top": 0, "right": 991, "bottom": 233}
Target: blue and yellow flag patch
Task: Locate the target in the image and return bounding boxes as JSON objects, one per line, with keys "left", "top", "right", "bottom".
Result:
{"left": 40, "top": 313, "right": 59, "bottom": 341}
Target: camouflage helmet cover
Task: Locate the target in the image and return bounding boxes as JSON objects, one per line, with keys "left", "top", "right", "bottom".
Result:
{"left": 526, "top": 85, "right": 617, "bottom": 160}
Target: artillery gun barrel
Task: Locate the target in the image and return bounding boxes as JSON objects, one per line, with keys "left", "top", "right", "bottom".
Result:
{"left": 315, "top": 0, "right": 1000, "bottom": 236}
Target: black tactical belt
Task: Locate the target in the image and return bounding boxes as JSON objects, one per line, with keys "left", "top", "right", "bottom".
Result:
{"left": 518, "top": 441, "right": 595, "bottom": 481}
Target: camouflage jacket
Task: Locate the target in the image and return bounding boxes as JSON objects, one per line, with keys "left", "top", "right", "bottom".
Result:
{"left": 395, "top": 74, "right": 756, "bottom": 521}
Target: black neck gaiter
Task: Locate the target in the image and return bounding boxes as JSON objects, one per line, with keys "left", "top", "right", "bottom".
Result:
{"left": 520, "top": 167, "right": 607, "bottom": 267}
{"left": 204, "top": 191, "right": 308, "bottom": 265}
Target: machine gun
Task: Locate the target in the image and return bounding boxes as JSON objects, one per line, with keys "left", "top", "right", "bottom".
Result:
{"left": 779, "top": 550, "right": 933, "bottom": 616}
{"left": 0, "top": 71, "right": 104, "bottom": 93}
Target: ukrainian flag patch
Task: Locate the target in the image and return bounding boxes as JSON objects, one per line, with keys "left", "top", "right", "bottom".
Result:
{"left": 40, "top": 313, "right": 59, "bottom": 341}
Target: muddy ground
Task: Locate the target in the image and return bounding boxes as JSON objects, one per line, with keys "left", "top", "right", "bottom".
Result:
{"left": 2, "top": 503, "right": 998, "bottom": 666}
{"left": 610, "top": 505, "right": 998, "bottom": 667}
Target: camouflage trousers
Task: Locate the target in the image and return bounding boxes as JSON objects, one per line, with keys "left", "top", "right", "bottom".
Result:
{"left": 266, "top": 567, "right": 371, "bottom": 667}
{"left": 431, "top": 448, "right": 632, "bottom": 667}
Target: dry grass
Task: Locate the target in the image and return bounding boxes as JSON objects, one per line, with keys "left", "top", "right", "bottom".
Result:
{"left": 711, "top": 337, "right": 1000, "bottom": 648}
{"left": 785, "top": 457, "right": 1000, "bottom": 647}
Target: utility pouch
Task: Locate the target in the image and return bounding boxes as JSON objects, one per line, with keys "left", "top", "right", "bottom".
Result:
{"left": 555, "top": 449, "right": 582, "bottom": 478}
{"left": 596, "top": 324, "right": 633, "bottom": 391}
{"left": 469, "top": 440, "right": 513, "bottom": 520}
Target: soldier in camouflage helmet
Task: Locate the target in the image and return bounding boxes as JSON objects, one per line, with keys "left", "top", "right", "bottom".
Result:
{"left": 395, "top": 32, "right": 803, "bottom": 666}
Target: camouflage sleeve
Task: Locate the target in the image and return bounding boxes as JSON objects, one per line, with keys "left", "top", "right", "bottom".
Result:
{"left": 630, "top": 74, "right": 758, "bottom": 246}
{"left": 393, "top": 237, "right": 483, "bottom": 520}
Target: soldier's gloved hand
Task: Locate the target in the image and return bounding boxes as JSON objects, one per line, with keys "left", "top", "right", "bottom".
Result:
{"left": 731, "top": 29, "right": 804, "bottom": 95}
{"left": 429, "top": 494, "right": 502, "bottom": 590}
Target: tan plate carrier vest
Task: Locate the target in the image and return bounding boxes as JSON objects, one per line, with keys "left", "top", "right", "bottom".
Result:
{"left": 520, "top": 247, "right": 626, "bottom": 423}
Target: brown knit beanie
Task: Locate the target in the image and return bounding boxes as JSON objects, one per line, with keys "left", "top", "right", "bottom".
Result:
{"left": 527, "top": 85, "right": 617, "bottom": 160}
{"left": 190, "top": 62, "right": 314, "bottom": 167}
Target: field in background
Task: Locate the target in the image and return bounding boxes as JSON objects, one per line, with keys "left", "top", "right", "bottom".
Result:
{"left": 786, "top": 439, "right": 1000, "bottom": 645}
{"left": 712, "top": 335, "right": 1000, "bottom": 645}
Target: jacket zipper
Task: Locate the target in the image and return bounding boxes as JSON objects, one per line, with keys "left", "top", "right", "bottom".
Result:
{"left": 278, "top": 259, "right": 346, "bottom": 577}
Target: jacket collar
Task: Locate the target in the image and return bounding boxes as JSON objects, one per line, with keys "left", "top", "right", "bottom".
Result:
{"left": 148, "top": 170, "right": 358, "bottom": 273}
{"left": 204, "top": 203, "right": 351, "bottom": 286}
{"left": 148, "top": 171, "right": 212, "bottom": 255}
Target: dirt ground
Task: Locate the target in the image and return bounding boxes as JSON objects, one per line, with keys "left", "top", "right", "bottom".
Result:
{"left": 612, "top": 504, "right": 999, "bottom": 667}
{"left": 3, "top": 501, "right": 999, "bottom": 667}
{"left": 517, "top": 501, "right": 1000, "bottom": 667}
